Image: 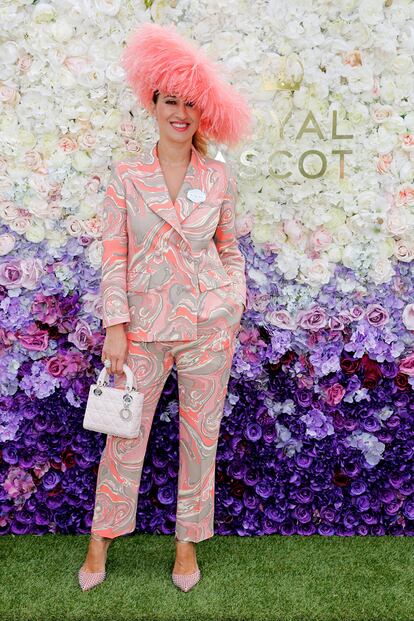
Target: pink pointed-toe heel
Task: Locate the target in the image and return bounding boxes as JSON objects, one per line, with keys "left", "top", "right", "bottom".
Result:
{"left": 172, "top": 537, "right": 201, "bottom": 592}
{"left": 172, "top": 564, "right": 201, "bottom": 592}
{"left": 78, "top": 532, "right": 112, "bottom": 592}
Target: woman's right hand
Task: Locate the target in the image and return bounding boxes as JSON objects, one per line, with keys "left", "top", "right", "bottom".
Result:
{"left": 101, "top": 323, "right": 128, "bottom": 375}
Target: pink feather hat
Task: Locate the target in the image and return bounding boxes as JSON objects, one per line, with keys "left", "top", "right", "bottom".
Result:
{"left": 120, "top": 22, "right": 253, "bottom": 147}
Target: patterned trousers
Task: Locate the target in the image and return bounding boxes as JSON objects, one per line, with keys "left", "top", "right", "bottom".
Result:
{"left": 90, "top": 320, "right": 242, "bottom": 543}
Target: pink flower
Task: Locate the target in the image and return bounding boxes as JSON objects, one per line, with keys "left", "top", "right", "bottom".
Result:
{"left": 68, "top": 319, "right": 93, "bottom": 351}
{"left": 3, "top": 466, "right": 36, "bottom": 501}
{"left": 297, "top": 305, "right": 328, "bottom": 331}
{"left": 365, "top": 304, "right": 389, "bottom": 327}
{"left": 16, "top": 324, "right": 49, "bottom": 351}
{"left": 325, "top": 383, "right": 346, "bottom": 406}
{"left": 399, "top": 353, "right": 414, "bottom": 377}
{"left": 0, "top": 258, "right": 43, "bottom": 289}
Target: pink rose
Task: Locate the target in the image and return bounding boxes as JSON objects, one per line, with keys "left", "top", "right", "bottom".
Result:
{"left": 365, "top": 303, "right": 389, "bottom": 327}
{"left": 297, "top": 305, "right": 327, "bottom": 331}
{"left": 0, "top": 258, "right": 43, "bottom": 289}
{"left": 17, "top": 324, "right": 49, "bottom": 351}
{"left": 68, "top": 319, "right": 93, "bottom": 351}
{"left": 325, "top": 383, "right": 346, "bottom": 406}
{"left": 235, "top": 213, "right": 252, "bottom": 237}
{"left": 399, "top": 353, "right": 414, "bottom": 377}
{"left": 309, "top": 228, "right": 332, "bottom": 252}
{"left": 266, "top": 309, "right": 296, "bottom": 330}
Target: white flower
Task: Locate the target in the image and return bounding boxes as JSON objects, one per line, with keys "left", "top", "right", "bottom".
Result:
{"left": 87, "top": 240, "right": 103, "bottom": 269}
{"left": 370, "top": 258, "right": 396, "bottom": 285}
{"left": 33, "top": 3, "right": 56, "bottom": 23}
{"left": 394, "top": 238, "right": 414, "bottom": 263}
{"left": 358, "top": 0, "right": 384, "bottom": 26}
{"left": 402, "top": 304, "right": 414, "bottom": 331}
{"left": 25, "top": 222, "right": 46, "bottom": 243}
{"left": 275, "top": 252, "right": 300, "bottom": 280}
{"left": 299, "top": 257, "right": 332, "bottom": 286}
{"left": 371, "top": 104, "right": 394, "bottom": 123}
{"left": 0, "top": 233, "right": 16, "bottom": 255}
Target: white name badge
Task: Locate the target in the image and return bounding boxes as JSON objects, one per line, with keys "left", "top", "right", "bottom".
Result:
{"left": 187, "top": 188, "right": 206, "bottom": 203}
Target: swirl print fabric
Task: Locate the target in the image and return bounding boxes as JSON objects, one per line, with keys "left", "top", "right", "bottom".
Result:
{"left": 91, "top": 319, "right": 242, "bottom": 542}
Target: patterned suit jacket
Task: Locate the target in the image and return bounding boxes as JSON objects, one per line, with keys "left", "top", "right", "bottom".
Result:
{"left": 100, "top": 141, "right": 247, "bottom": 341}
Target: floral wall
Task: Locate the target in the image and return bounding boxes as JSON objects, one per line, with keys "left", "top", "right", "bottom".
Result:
{"left": 1, "top": 0, "right": 414, "bottom": 536}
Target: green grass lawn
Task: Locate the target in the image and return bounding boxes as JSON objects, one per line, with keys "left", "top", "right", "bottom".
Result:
{"left": 1, "top": 533, "right": 413, "bottom": 621}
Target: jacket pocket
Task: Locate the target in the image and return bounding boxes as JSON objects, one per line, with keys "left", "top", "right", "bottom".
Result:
{"left": 198, "top": 267, "right": 232, "bottom": 292}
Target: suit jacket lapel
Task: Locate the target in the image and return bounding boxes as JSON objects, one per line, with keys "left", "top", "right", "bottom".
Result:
{"left": 129, "top": 141, "right": 208, "bottom": 247}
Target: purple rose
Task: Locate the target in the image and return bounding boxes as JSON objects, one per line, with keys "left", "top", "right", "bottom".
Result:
{"left": 365, "top": 304, "right": 389, "bottom": 327}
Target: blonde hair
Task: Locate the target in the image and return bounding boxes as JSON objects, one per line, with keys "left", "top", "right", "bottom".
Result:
{"left": 192, "top": 130, "right": 208, "bottom": 157}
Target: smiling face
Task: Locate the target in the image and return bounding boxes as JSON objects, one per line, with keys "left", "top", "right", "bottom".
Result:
{"left": 150, "top": 90, "right": 202, "bottom": 144}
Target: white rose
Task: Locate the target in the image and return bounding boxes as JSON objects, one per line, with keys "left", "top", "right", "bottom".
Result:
{"left": 324, "top": 208, "right": 347, "bottom": 231}
{"left": 0, "top": 202, "right": 19, "bottom": 221}
{"left": 0, "top": 233, "right": 16, "bottom": 255}
{"left": 94, "top": 0, "right": 122, "bottom": 16}
{"left": 275, "top": 252, "right": 300, "bottom": 280}
{"left": 402, "top": 304, "right": 414, "bottom": 330}
{"left": 357, "top": 190, "right": 381, "bottom": 213}
{"left": 45, "top": 228, "right": 67, "bottom": 248}
{"left": 77, "top": 200, "right": 95, "bottom": 219}
{"left": 0, "top": 41, "right": 19, "bottom": 64}
{"left": 342, "top": 244, "right": 363, "bottom": 270}
{"left": 72, "top": 151, "right": 92, "bottom": 172}
{"left": 386, "top": 209, "right": 410, "bottom": 235}
{"left": 50, "top": 18, "right": 73, "bottom": 42}
{"left": 347, "top": 66, "right": 374, "bottom": 94}
{"left": 358, "top": 0, "right": 384, "bottom": 25}
{"left": 326, "top": 245, "right": 342, "bottom": 262}
{"left": 398, "top": 161, "right": 414, "bottom": 182}
{"left": 38, "top": 131, "right": 59, "bottom": 158}
{"left": 370, "top": 258, "right": 395, "bottom": 285}
{"left": 33, "top": 3, "right": 56, "bottom": 23}
{"left": 87, "top": 239, "right": 103, "bottom": 269}
{"left": 377, "top": 239, "right": 395, "bottom": 259}
{"left": 383, "top": 115, "right": 405, "bottom": 134}
{"left": 23, "top": 196, "right": 49, "bottom": 218}
{"left": 394, "top": 238, "right": 414, "bottom": 262}
{"left": 334, "top": 224, "right": 353, "bottom": 246}
{"left": 90, "top": 110, "right": 107, "bottom": 128}
{"left": 78, "top": 131, "right": 96, "bottom": 150}
{"left": 251, "top": 221, "right": 274, "bottom": 243}
{"left": 392, "top": 54, "right": 414, "bottom": 75}
{"left": 25, "top": 222, "right": 46, "bottom": 243}
{"left": 283, "top": 219, "right": 306, "bottom": 246}
{"left": 371, "top": 104, "right": 394, "bottom": 123}
{"left": 65, "top": 217, "right": 84, "bottom": 237}
{"left": 347, "top": 102, "right": 369, "bottom": 125}
{"left": 380, "top": 77, "right": 397, "bottom": 103}
{"left": 103, "top": 109, "right": 122, "bottom": 130}
{"left": 403, "top": 112, "right": 414, "bottom": 133}
{"left": 300, "top": 257, "right": 332, "bottom": 285}
{"left": 10, "top": 216, "right": 31, "bottom": 234}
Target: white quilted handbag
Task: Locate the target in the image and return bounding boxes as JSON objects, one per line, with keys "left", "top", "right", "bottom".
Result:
{"left": 83, "top": 363, "right": 144, "bottom": 439}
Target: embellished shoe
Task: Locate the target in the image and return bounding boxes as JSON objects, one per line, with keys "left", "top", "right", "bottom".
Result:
{"left": 172, "top": 537, "right": 201, "bottom": 592}
{"left": 78, "top": 532, "right": 112, "bottom": 592}
{"left": 172, "top": 564, "right": 201, "bottom": 592}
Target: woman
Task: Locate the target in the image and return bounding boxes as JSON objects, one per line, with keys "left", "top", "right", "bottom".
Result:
{"left": 78, "top": 22, "right": 252, "bottom": 593}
